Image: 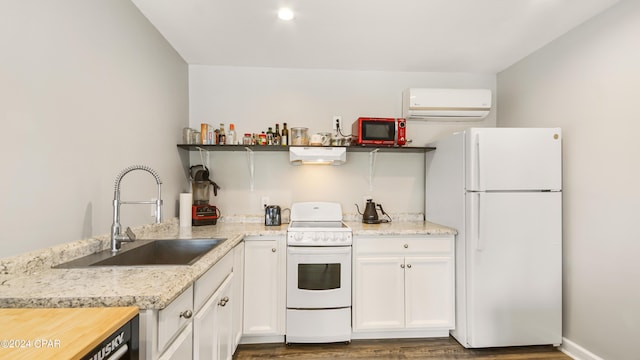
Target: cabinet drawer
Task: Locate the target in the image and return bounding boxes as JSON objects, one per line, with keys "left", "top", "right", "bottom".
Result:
{"left": 355, "top": 236, "right": 453, "bottom": 256}
{"left": 158, "top": 285, "right": 194, "bottom": 353}
{"left": 194, "top": 251, "right": 233, "bottom": 312}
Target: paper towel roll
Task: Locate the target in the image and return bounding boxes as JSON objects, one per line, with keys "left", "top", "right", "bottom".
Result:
{"left": 179, "top": 193, "right": 192, "bottom": 227}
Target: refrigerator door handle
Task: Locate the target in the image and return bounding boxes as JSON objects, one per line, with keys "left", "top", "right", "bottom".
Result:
{"left": 476, "top": 133, "right": 482, "bottom": 191}
{"left": 476, "top": 192, "right": 483, "bottom": 251}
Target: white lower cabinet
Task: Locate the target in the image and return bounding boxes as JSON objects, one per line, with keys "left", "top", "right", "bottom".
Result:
{"left": 231, "top": 241, "right": 244, "bottom": 349}
{"left": 352, "top": 235, "right": 455, "bottom": 339}
{"left": 158, "top": 323, "right": 193, "bottom": 360}
{"left": 139, "top": 285, "right": 195, "bottom": 360}
{"left": 404, "top": 255, "right": 454, "bottom": 329}
{"left": 194, "top": 274, "right": 233, "bottom": 360}
{"left": 354, "top": 256, "right": 405, "bottom": 330}
{"left": 241, "top": 235, "right": 286, "bottom": 344}
{"left": 139, "top": 241, "right": 243, "bottom": 360}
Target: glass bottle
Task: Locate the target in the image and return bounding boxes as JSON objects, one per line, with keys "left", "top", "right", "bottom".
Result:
{"left": 266, "top": 127, "right": 274, "bottom": 145}
{"left": 274, "top": 123, "right": 281, "bottom": 145}
{"left": 281, "top": 122, "right": 289, "bottom": 146}
{"left": 227, "top": 123, "right": 236, "bottom": 144}
{"left": 218, "top": 123, "right": 226, "bottom": 145}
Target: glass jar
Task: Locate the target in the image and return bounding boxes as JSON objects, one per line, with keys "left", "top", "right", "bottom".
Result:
{"left": 243, "top": 133, "right": 252, "bottom": 145}
{"left": 290, "top": 127, "right": 309, "bottom": 145}
{"left": 192, "top": 131, "right": 201, "bottom": 144}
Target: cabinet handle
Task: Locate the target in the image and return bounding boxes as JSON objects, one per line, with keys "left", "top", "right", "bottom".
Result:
{"left": 179, "top": 310, "right": 193, "bottom": 319}
{"left": 400, "top": 264, "right": 405, "bottom": 268}
{"left": 218, "top": 296, "right": 230, "bottom": 307}
{"left": 407, "top": 264, "right": 412, "bottom": 269}
{"left": 272, "top": 248, "right": 277, "bottom": 252}
{"left": 403, "top": 244, "right": 408, "bottom": 249}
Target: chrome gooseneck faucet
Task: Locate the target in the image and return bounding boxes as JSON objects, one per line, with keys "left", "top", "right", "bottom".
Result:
{"left": 111, "top": 165, "right": 163, "bottom": 253}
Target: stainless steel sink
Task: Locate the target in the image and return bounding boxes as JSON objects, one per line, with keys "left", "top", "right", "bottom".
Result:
{"left": 54, "top": 238, "right": 226, "bottom": 268}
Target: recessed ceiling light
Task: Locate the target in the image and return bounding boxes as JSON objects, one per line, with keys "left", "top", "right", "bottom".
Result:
{"left": 278, "top": 7, "right": 294, "bottom": 21}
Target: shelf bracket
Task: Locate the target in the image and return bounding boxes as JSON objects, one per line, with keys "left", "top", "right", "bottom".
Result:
{"left": 245, "top": 147, "right": 255, "bottom": 191}
{"left": 368, "top": 148, "right": 379, "bottom": 191}
{"left": 196, "top": 147, "right": 211, "bottom": 170}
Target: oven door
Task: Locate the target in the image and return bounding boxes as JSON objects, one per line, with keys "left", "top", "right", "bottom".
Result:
{"left": 287, "top": 246, "right": 351, "bottom": 309}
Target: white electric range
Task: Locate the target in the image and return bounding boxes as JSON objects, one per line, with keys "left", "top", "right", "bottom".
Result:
{"left": 286, "top": 202, "right": 353, "bottom": 344}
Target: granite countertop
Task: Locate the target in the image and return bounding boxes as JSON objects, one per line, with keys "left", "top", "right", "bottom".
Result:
{"left": 0, "top": 218, "right": 455, "bottom": 310}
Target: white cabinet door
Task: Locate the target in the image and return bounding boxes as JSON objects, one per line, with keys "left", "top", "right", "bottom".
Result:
{"left": 215, "top": 275, "right": 234, "bottom": 360}
{"left": 231, "top": 242, "right": 245, "bottom": 352}
{"left": 193, "top": 274, "right": 233, "bottom": 360}
{"left": 353, "top": 256, "right": 404, "bottom": 331}
{"left": 158, "top": 323, "right": 193, "bottom": 360}
{"left": 193, "top": 289, "right": 217, "bottom": 360}
{"left": 243, "top": 238, "right": 285, "bottom": 336}
{"left": 404, "top": 256, "right": 454, "bottom": 329}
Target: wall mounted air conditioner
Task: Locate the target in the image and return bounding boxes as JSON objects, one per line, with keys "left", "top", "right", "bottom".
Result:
{"left": 402, "top": 88, "right": 492, "bottom": 121}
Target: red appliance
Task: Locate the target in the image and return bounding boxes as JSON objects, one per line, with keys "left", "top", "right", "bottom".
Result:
{"left": 190, "top": 165, "right": 221, "bottom": 226}
{"left": 352, "top": 117, "right": 406, "bottom": 146}
{"left": 192, "top": 204, "right": 219, "bottom": 226}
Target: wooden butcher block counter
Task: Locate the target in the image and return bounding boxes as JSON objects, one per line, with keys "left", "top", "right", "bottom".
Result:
{"left": 0, "top": 306, "right": 138, "bottom": 360}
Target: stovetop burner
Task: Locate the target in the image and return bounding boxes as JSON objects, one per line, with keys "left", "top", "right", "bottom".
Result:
{"left": 287, "top": 202, "right": 352, "bottom": 246}
{"left": 288, "top": 221, "right": 349, "bottom": 230}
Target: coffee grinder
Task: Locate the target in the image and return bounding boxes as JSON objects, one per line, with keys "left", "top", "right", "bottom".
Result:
{"left": 189, "top": 165, "right": 221, "bottom": 226}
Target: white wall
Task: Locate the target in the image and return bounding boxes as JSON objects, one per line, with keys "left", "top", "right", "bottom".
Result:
{"left": 497, "top": 1, "right": 640, "bottom": 359}
{"left": 0, "top": 0, "right": 188, "bottom": 258}
{"left": 188, "top": 66, "right": 496, "bottom": 216}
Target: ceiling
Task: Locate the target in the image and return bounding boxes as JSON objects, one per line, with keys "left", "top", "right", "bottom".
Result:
{"left": 130, "top": 0, "right": 620, "bottom": 73}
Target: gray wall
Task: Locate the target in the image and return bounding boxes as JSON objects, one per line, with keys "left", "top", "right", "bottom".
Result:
{"left": 0, "top": 0, "right": 188, "bottom": 258}
{"left": 497, "top": 1, "right": 640, "bottom": 359}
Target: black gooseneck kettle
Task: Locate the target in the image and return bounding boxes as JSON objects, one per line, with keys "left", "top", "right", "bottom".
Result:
{"left": 355, "top": 199, "right": 391, "bottom": 224}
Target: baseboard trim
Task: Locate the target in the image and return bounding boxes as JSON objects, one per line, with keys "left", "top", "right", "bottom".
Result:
{"left": 351, "top": 329, "right": 450, "bottom": 340}
{"left": 560, "top": 337, "right": 605, "bottom": 360}
{"left": 239, "top": 335, "right": 285, "bottom": 344}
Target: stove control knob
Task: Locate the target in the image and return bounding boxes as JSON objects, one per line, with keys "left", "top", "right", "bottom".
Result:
{"left": 294, "top": 233, "right": 303, "bottom": 241}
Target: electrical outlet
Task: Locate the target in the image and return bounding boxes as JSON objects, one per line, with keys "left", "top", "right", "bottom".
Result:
{"left": 332, "top": 115, "right": 343, "bottom": 133}
{"left": 261, "top": 196, "right": 270, "bottom": 208}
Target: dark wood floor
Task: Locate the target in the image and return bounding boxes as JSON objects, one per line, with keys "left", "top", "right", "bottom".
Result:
{"left": 233, "top": 337, "right": 572, "bottom": 359}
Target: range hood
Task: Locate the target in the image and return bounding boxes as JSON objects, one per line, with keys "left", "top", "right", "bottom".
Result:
{"left": 289, "top": 147, "right": 346, "bottom": 165}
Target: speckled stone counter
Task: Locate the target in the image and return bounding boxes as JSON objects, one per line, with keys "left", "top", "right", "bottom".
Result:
{"left": 346, "top": 220, "right": 457, "bottom": 236}
{"left": 0, "top": 217, "right": 455, "bottom": 310}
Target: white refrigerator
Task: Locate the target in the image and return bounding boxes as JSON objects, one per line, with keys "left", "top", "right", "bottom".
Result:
{"left": 426, "top": 128, "right": 562, "bottom": 348}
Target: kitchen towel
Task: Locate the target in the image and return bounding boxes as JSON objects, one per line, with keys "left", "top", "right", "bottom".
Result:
{"left": 179, "top": 193, "right": 192, "bottom": 227}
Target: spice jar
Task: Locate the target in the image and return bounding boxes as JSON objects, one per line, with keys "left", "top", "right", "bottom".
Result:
{"left": 243, "top": 133, "right": 252, "bottom": 145}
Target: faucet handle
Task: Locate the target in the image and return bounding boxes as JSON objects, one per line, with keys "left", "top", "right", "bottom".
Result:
{"left": 125, "top": 227, "right": 137, "bottom": 241}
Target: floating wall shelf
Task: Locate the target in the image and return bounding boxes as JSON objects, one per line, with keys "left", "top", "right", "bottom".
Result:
{"left": 176, "top": 144, "right": 435, "bottom": 153}
{"left": 176, "top": 144, "right": 436, "bottom": 192}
